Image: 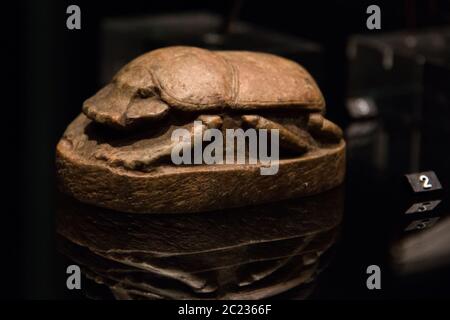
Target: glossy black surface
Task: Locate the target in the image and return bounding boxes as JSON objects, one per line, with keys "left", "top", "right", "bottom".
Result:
{"left": 56, "top": 188, "right": 343, "bottom": 299}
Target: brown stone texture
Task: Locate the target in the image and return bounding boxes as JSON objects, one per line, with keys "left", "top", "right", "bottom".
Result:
{"left": 56, "top": 46, "right": 345, "bottom": 214}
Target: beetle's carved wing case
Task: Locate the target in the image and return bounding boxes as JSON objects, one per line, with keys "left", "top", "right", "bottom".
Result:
{"left": 133, "top": 46, "right": 325, "bottom": 111}
{"left": 218, "top": 51, "right": 324, "bottom": 110}
{"left": 83, "top": 46, "right": 326, "bottom": 129}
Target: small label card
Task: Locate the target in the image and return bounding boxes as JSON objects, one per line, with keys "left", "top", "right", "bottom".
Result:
{"left": 405, "top": 200, "right": 441, "bottom": 214}
{"left": 405, "top": 171, "right": 442, "bottom": 193}
{"left": 404, "top": 217, "right": 440, "bottom": 231}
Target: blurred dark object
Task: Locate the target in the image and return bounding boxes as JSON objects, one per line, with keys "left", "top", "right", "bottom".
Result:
{"left": 346, "top": 97, "right": 378, "bottom": 119}
{"left": 392, "top": 215, "right": 450, "bottom": 275}
{"left": 347, "top": 27, "right": 450, "bottom": 122}
{"left": 345, "top": 27, "right": 450, "bottom": 180}
{"left": 388, "top": 213, "right": 450, "bottom": 298}
{"left": 99, "top": 12, "right": 324, "bottom": 86}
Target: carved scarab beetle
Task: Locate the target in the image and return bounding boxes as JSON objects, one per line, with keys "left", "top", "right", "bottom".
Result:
{"left": 56, "top": 46, "right": 345, "bottom": 213}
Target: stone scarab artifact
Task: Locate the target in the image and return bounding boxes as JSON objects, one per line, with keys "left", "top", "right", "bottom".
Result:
{"left": 56, "top": 46, "right": 345, "bottom": 213}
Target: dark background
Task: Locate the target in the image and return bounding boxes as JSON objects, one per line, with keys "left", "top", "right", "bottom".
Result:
{"left": 10, "top": 0, "right": 450, "bottom": 299}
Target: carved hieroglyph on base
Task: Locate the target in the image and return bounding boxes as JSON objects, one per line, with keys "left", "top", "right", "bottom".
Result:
{"left": 56, "top": 46, "right": 345, "bottom": 213}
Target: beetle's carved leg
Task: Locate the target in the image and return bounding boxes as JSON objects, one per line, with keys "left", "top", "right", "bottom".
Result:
{"left": 307, "top": 113, "right": 343, "bottom": 143}
{"left": 241, "top": 115, "right": 310, "bottom": 154}
{"left": 198, "top": 115, "right": 223, "bottom": 129}
{"left": 94, "top": 115, "right": 223, "bottom": 170}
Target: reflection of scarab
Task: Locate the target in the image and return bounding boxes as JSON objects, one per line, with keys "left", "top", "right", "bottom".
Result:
{"left": 56, "top": 46, "right": 345, "bottom": 213}
{"left": 57, "top": 188, "right": 343, "bottom": 299}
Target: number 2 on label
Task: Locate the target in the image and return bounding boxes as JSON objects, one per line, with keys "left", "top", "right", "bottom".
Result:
{"left": 419, "top": 175, "right": 432, "bottom": 189}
